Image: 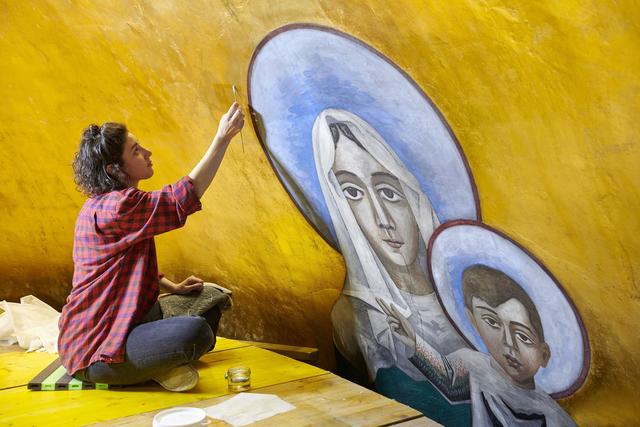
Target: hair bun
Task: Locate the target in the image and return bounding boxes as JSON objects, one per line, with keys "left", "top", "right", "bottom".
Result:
{"left": 82, "top": 124, "right": 101, "bottom": 142}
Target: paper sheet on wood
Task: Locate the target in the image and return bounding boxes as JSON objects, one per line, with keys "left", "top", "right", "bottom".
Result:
{"left": 205, "top": 393, "right": 296, "bottom": 426}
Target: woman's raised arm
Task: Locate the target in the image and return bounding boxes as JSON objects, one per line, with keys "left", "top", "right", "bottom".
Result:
{"left": 189, "top": 102, "right": 245, "bottom": 199}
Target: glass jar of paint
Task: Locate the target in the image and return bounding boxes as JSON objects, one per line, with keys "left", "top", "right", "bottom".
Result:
{"left": 225, "top": 366, "right": 251, "bottom": 392}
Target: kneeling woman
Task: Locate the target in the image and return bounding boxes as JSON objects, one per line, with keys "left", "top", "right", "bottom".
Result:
{"left": 58, "top": 103, "right": 244, "bottom": 391}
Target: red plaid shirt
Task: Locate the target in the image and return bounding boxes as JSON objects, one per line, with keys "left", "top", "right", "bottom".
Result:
{"left": 58, "top": 176, "right": 201, "bottom": 375}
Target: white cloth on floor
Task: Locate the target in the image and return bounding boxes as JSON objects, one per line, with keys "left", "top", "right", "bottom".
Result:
{"left": 205, "top": 393, "right": 296, "bottom": 426}
{"left": 0, "top": 295, "right": 60, "bottom": 353}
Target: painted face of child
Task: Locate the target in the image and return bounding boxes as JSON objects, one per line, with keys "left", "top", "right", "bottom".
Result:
{"left": 332, "top": 133, "right": 420, "bottom": 269}
{"left": 121, "top": 133, "right": 153, "bottom": 184}
{"left": 467, "top": 296, "right": 550, "bottom": 388}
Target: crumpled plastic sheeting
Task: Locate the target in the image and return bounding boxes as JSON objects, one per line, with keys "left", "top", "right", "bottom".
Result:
{"left": 0, "top": 295, "right": 60, "bottom": 353}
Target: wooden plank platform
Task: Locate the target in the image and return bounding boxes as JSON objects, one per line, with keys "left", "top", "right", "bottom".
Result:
{"left": 92, "top": 373, "right": 437, "bottom": 426}
{"left": 0, "top": 351, "right": 58, "bottom": 390}
{"left": 211, "top": 337, "right": 252, "bottom": 352}
{"left": 239, "top": 340, "right": 319, "bottom": 362}
{"left": 0, "top": 338, "right": 440, "bottom": 426}
{"left": 0, "top": 345, "right": 325, "bottom": 426}
{"left": 0, "top": 337, "right": 248, "bottom": 391}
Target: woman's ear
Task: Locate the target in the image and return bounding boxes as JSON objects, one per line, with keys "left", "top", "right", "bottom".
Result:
{"left": 105, "top": 164, "right": 116, "bottom": 176}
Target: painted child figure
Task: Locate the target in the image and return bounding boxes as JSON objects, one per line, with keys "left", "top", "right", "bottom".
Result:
{"left": 380, "top": 264, "right": 576, "bottom": 426}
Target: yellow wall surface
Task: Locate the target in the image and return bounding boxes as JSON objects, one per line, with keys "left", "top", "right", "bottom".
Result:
{"left": 0, "top": 0, "right": 638, "bottom": 424}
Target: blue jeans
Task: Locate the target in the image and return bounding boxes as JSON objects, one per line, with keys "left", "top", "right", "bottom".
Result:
{"left": 75, "top": 303, "right": 220, "bottom": 385}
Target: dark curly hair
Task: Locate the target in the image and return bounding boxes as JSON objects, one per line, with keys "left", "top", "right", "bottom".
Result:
{"left": 73, "top": 122, "right": 130, "bottom": 196}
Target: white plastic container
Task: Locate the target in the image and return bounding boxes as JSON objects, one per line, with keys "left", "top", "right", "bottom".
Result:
{"left": 152, "top": 407, "right": 208, "bottom": 427}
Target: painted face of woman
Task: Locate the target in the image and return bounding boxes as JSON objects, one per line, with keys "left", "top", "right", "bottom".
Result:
{"left": 332, "top": 132, "right": 420, "bottom": 269}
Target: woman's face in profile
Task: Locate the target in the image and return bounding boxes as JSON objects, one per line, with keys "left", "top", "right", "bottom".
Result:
{"left": 332, "top": 131, "right": 420, "bottom": 269}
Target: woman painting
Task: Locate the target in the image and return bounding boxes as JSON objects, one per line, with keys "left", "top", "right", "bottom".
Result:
{"left": 312, "top": 109, "right": 470, "bottom": 422}
{"left": 58, "top": 102, "right": 244, "bottom": 392}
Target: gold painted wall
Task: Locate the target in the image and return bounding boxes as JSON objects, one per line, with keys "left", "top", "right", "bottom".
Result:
{"left": 0, "top": 0, "right": 638, "bottom": 423}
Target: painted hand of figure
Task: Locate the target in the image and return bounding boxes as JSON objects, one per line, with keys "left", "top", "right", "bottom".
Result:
{"left": 173, "top": 275, "right": 205, "bottom": 294}
{"left": 377, "top": 297, "right": 417, "bottom": 352}
{"left": 216, "top": 102, "right": 245, "bottom": 142}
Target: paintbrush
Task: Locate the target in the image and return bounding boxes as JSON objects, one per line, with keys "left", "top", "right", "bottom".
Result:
{"left": 232, "top": 84, "right": 245, "bottom": 153}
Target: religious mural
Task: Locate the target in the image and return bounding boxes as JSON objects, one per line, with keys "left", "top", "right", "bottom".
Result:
{"left": 248, "top": 24, "right": 589, "bottom": 426}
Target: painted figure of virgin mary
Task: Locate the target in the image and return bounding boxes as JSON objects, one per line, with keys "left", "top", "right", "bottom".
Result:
{"left": 312, "top": 108, "right": 468, "bottom": 386}
{"left": 250, "top": 25, "right": 587, "bottom": 426}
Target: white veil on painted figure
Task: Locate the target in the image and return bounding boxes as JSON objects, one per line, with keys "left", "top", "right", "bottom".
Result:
{"left": 313, "top": 108, "right": 453, "bottom": 380}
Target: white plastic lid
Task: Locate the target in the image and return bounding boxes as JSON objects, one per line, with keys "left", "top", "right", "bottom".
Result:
{"left": 152, "top": 407, "right": 207, "bottom": 427}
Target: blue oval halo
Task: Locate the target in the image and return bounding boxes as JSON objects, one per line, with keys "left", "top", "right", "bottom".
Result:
{"left": 429, "top": 221, "right": 589, "bottom": 398}
{"left": 248, "top": 24, "right": 480, "bottom": 247}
